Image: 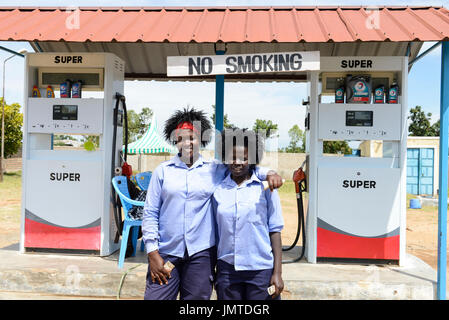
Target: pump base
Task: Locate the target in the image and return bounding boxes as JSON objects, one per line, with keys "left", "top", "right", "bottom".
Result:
{"left": 24, "top": 217, "right": 101, "bottom": 252}
{"left": 317, "top": 226, "right": 400, "bottom": 261}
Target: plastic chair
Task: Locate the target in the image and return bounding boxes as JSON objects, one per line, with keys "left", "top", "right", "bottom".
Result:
{"left": 111, "top": 175, "right": 145, "bottom": 269}
{"left": 135, "top": 171, "right": 152, "bottom": 191}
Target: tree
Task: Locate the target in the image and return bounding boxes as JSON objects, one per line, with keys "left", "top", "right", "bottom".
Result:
{"left": 54, "top": 134, "right": 76, "bottom": 141}
{"left": 253, "top": 119, "right": 278, "bottom": 139}
{"left": 126, "top": 107, "right": 154, "bottom": 142}
{"left": 430, "top": 119, "right": 440, "bottom": 136}
{"left": 211, "top": 105, "right": 235, "bottom": 129}
{"left": 285, "top": 124, "right": 305, "bottom": 153}
{"left": 82, "top": 135, "right": 99, "bottom": 151}
{"left": 126, "top": 109, "right": 141, "bottom": 142}
{"left": 323, "top": 141, "right": 352, "bottom": 155}
{"left": 0, "top": 100, "right": 23, "bottom": 158}
{"left": 408, "top": 106, "right": 438, "bottom": 136}
{"left": 138, "top": 107, "right": 153, "bottom": 136}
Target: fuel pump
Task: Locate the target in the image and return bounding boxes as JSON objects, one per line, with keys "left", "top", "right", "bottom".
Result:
{"left": 20, "top": 52, "right": 126, "bottom": 256}
{"left": 304, "top": 56, "right": 407, "bottom": 265}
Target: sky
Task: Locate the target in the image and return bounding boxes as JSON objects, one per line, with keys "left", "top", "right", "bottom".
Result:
{"left": 0, "top": 0, "right": 447, "bottom": 149}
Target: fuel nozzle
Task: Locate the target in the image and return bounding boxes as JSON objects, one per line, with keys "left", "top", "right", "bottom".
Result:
{"left": 115, "top": 92, "right": 126, "bottom": 102}
{"left": 292, "top": 168, "right": 306, "bottom": 193}
{"left": 293, "top": 160, "right": 307, "bottom": 194}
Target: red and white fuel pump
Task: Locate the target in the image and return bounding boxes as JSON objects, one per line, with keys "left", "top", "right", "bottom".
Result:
{"left": 20, "top": 52, "right": 126, "bottom": 256}
{"left": 304, "top": 56, "right": 408, "bottom": 265}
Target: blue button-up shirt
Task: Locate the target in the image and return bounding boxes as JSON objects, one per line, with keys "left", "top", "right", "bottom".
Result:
{"left": 142, "top": 154, "right": 269, "bottom": 258}
{"left": 212, "top": 171, "right": 284, "bottom": 271}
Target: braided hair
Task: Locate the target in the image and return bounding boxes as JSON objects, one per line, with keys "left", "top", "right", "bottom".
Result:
{"left": 163, "top": 107, "right": 213, "bottom": 147}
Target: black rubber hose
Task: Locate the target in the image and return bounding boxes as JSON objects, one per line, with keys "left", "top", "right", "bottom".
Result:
{"left": 282, "top": 179, "right": 307, "bottom": 264}
{"left": 282, "top": 190, "right": 302, "bottom": 251}
{"left": 111, "top": 93, "right": 126, "bottom": 242}
{"left": 121, "top": 95, "right": 128, "bottom": 162}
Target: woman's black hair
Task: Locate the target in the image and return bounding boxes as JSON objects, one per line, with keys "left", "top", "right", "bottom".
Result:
{"left": 163, "top": 107, "right": 212, "bottom": 147}
{"left": 220, "top": 128, "right": 265, "bottom": 172}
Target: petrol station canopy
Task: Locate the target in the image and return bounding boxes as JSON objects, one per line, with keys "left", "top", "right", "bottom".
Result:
{"left": 0, "top": 6, "right": 448, "bottom": 81}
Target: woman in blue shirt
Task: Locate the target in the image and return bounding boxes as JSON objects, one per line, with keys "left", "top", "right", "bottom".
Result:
{"left": 212, "top": 129, "right": 284, "bottom": 300}
{"left": 142, "top": 108, "right": 283, "bottom": 300}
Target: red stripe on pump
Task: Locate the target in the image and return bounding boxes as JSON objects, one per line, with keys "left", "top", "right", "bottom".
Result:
{"left": 24, "top": 218, "right": 100, "bottom": 250}
{"left": 317, "top": 227, "right": 399, "bottom": 260}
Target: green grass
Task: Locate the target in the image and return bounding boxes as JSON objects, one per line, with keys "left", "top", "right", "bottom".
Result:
{"left": 0, "top": 171, "right": 22, "bottom": 226}
{"left": 278, "top": 179, "right": 295, "bottom": 194}
{"left": 277, "top": 179, "right": 308, "bottom": 203}
{"left": 0, "top": 171, "right": 22, "bottom": 199}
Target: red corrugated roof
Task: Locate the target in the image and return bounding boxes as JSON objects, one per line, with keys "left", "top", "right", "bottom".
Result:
{"left": 0, "top": 6, "right": 448, "bottom": 43}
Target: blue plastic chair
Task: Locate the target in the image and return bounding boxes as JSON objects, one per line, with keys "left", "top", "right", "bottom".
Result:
{"left": 112, "top": 175, "right": 145, "bottom": 269}
{"left": 135, "top": 171, "right": 152, "bottom": 191}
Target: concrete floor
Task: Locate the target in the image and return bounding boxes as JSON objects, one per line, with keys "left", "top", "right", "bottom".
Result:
{"left": 0, "top": 243, "right": 440, "bottom": 300}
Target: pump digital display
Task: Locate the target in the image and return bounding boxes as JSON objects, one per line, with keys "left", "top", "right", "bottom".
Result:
{"left": 42, "top": 73, "right": 100, "bottom": 86}
{"left": 53, "top": 105, "right": 78, "bottom": 120}
{"left": 345, "top": 111, "right": 373, "bottom": 127}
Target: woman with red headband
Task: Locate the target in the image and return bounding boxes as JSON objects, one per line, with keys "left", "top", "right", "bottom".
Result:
{"left": 142, "top": 107, "right": 283, "bottom": 300}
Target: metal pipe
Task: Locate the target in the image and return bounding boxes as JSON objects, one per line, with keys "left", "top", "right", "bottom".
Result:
{"left": 409, "top": 42, "right": 441, "bottom": 67}
{"left": 437, "top": 41, "right": 448, "bottom": 300}
{"left": 0, "top": 46, "right": 25, "bottom": 57}
{"left": 214, "top": 50, "right": 225, "bottom": 159}
{"left": 405, "top": 42, "right": 411, "bottom": 57}
{"left": 32, "top": 42, "right": 43, "bottom": 53}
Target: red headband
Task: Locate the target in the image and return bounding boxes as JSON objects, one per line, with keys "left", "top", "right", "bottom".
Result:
{"left": 175, "top": 121, "right": 199, "bottom": 138}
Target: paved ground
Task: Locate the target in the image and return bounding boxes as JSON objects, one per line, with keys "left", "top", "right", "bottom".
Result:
{"left": 0, "top": 291, "right": 114, "bottom": 300}
{"left": 0, "top": 243, "right": 440, "bottom": 300}
{"left": 1, "top": 171, "right": 447, "bottom": 300}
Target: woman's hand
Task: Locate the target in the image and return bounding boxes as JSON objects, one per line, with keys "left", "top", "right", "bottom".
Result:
{"left": 269, "top": 231, "right": 283, "bottom": 298}
{"left": 148, "top": 250, "right": 171, "bottom": 285}
{"left": 270, "top": 272, "right": 284, "bottom": 298}
{"left": 266, "top": 171, "right": 283, "bottom": 191}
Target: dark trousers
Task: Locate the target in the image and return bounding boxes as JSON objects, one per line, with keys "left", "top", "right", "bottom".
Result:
{"left": 144, "top": 246, "right": 216, "bottom": 300}
{"left": 215, "top": 260, "right": 281, "bottom": 300}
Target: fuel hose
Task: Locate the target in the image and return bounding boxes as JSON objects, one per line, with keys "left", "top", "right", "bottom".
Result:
{"left": 111, "top": 93, "right": 128, "bottom": 242}
{"left": 282, "top": 166, "right": 307, "bottom": 264}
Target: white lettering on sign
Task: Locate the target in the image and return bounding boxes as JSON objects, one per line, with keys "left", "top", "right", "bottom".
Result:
{"left": 167, "top": 51, "right": 320, "bottom": 77}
